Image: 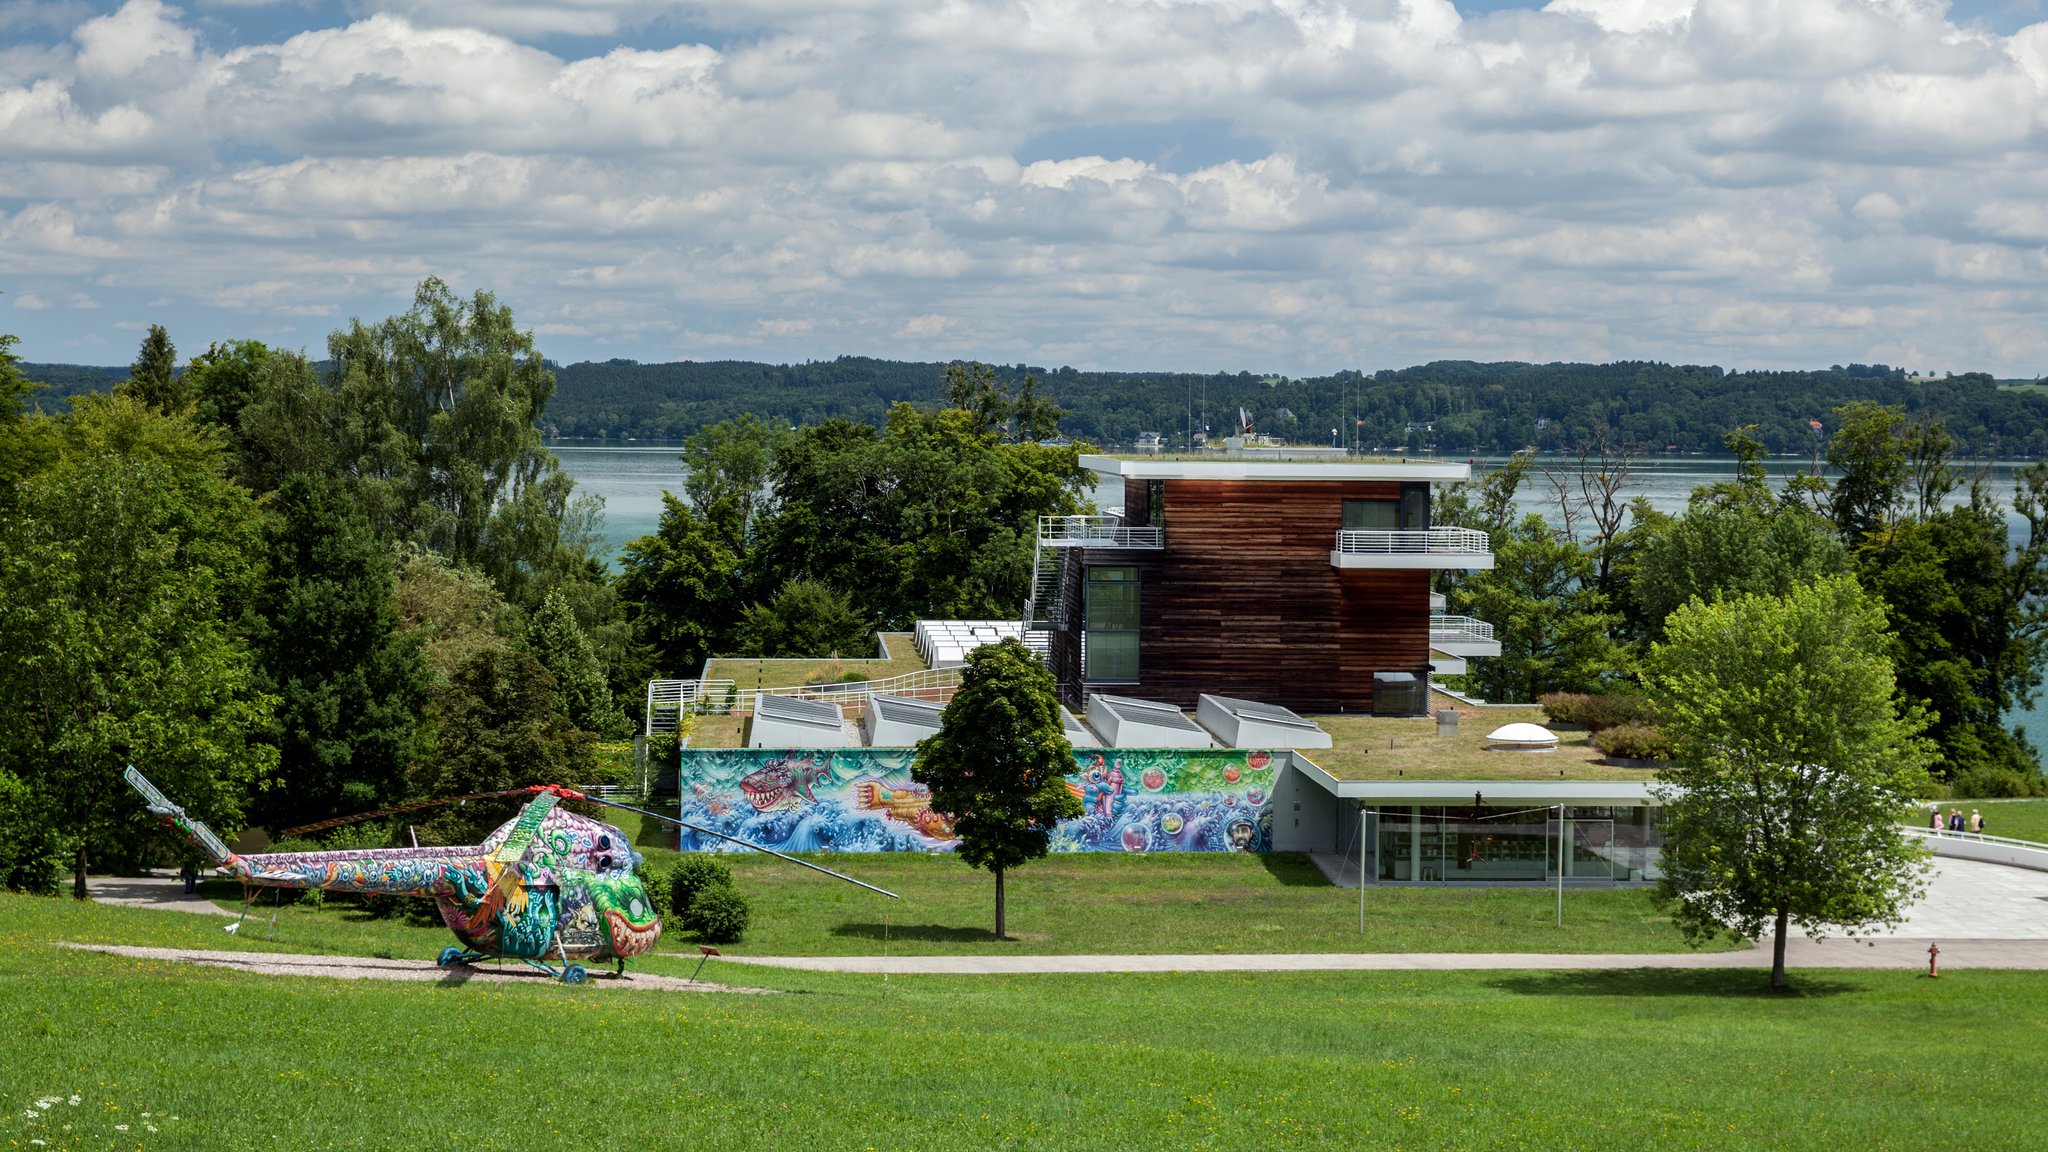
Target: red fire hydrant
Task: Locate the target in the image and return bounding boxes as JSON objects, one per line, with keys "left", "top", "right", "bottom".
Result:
{"left": 1927, "top": 942, "right": 1940, "bottom": 978}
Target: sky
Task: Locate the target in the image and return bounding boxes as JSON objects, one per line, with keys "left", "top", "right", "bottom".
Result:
{"left": 2, "top": 0, "right": 2045, "bottom": 376}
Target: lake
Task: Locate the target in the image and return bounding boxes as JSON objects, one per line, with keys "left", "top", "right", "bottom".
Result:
{"left": 551, "top": 443, "right": 2046, "bottom": 752}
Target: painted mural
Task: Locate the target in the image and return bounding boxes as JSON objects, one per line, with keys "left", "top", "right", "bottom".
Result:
{"left": 675, "top": 748, "right": 1279, "bottom": 854}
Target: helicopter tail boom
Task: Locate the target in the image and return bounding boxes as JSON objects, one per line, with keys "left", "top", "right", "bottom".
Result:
{"left": 123, "top": 766, "right": 234, "bottom": 866}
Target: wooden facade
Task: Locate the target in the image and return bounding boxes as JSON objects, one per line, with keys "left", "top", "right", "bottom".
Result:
{"left": 1048, "top": 478, "right": 1434, "bottom": 714}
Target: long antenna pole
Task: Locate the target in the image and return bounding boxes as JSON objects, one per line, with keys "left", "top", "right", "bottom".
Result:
{"left": 1555, "top": 804, "right": 1565, "bottom": 928}
{"left": 589, "top": 797, "right": 901, "bottom": 900}
{"left": 1358, "top": 805, "right": 1366, "bottom": 934}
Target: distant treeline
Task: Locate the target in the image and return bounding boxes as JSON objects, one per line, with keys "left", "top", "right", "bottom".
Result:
{"left": 24, "top": 356, "right": 2048, "bottom": 456}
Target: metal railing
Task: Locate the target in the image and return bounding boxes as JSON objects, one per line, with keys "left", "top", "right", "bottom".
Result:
{"left": 1430, "top": 615, "right": 1496, "bottom": 643}
{"left": 1334, "top": 527, "right": 1492, "bottom": 556}
{"left": 645, "top": 678, "right": 738, "bottom": 734}
{"left": 747, "top": 666, "right": 965, "bottom": 718}
{"left": 1038, "top": 515, "right": 1163, "bottom": 548}
{"left": 1901, "top": 825, "right": 2048, "bottom": 852}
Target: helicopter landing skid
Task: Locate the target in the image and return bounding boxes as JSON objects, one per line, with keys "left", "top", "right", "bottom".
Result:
{"left": 517, "top": 957, "right": 589, "bottom": 984}
{"left": 437, "top": 946, "right": 488, "bottom": 968}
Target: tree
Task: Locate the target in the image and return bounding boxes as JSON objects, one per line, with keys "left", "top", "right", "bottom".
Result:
{"left": 680, "top": 414, "right": 789, "bottom": 542}
{"left": 185, "top": 339, "right": 272, "bottom": 439}
{"left": 326, "top": 277, "right": 601, "bottom": 606}
{"left": 1647, "top": 576, "right": 1934, "bottom": 989}
{"left": 0, "top": 395, "right": 276, "bottom": 896}
{"left": 231, "top": 349, "right": 337, "bottom": 492}
{"left": 911, "top": 638, "right": 1082, "bottom": 939}
{"left": 616, "top": 493, "right": 743, "bottom": 675}
{"left": 1631, "top": 502, "right": 1848, "bottom": 642}
{"left": 415, "top": 647, "right": 594, "bottom": 843}
{"left": 526, "top": 589, "right": 629, "bottom": 738}
{"left": 1452, "top": 514, "right": 1618, "bottom": 702}
{"left": 247, "top": 474, "right": 431, "bottom": 831}
{"left": 730, "top": 579, "right": 874, "bottom": 658}
{"left": 118, "top": 324, "right": 187, "bottom": 413}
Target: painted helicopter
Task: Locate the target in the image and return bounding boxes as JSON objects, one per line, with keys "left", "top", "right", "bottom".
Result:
{"left": 124, "top": 767, "right": 896, "bottom": 983}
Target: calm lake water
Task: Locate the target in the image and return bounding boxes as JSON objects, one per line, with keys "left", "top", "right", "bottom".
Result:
{"left": 552, "top": 443, "right": 2046, "bottom": 751}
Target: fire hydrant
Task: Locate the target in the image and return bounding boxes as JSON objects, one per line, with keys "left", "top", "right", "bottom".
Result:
{"left": 1927, "top": 942, "right": 1940, "bottom": 978}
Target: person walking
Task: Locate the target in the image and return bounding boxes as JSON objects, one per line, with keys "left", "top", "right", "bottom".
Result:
{"left": 1970, "top": 809, "right": 1984, "bottom": 838}
{"left": 1930, "top": 803, "right": 1943, "bottom": 830}
{"left": 1949, "top": 808, "right": 1965, "bottom": 834}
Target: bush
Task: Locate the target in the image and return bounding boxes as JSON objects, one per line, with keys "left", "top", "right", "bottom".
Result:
{"left": 1540, "top": 692, "right": 1658, "bottom": 732}
{"left": 681, "top": 881, "right": 751, "bottom": 943}
{"left": 1946, "top": 765, "right": 2048, "bottom": 799}
{"left": 1593, "top": 723, "right": 1674, "bottom": 762}
{"left": 666, "top": 854, "right": 733, "bottom": 918}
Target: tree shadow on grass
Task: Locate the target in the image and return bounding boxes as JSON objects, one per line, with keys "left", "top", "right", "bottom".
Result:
{"left": 1261, "top": 852, "right": 1335, "bottom": 888}
{"left": 831, "top": 921, "right": 1001, "bottom": 943}
{"left": 1489, "top": 968, "right": 1863, "bottom": 1000}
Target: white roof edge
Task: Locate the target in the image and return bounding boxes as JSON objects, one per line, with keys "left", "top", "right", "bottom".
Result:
{"left": 1081, "top": 455, "right": 1471, "bottom": 483}
{"left": 1325, "top": 780, "right": 1662, "bottom": 803}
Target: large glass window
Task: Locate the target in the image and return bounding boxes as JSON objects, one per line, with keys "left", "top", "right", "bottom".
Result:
{"left": 1085, "top": 566, "right": 1140, "bottom": 682}
{"left": 1343, "top": 499, "right": 1399, "bottom": 530}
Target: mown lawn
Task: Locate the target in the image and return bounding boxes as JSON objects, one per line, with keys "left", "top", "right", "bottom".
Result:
{"left": 1306, "top": 706, "right": 1651, "bottom": 782}
{"left": 5, "top": 893, "right": 2046, "bottom": 1151}
{"left": 175, "top": 847, "right": 1733, "bottom": 960}
{"left": 1942, "top": 798, "right": 2048, "bottom": 844}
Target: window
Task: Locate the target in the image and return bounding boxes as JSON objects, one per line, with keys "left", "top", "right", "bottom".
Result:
{"left": 1146, "top": 479, "right": 1165, "bottom": 529}
{"left": 1343, "top": 499, "right": 1399, "bottom": 530}
{"left": 1085, "top": 566, "right": 1140, "bottom": 682}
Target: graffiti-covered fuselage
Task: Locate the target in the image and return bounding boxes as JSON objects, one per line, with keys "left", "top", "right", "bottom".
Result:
{"left": 225, "top": 792, "right": 660, "bottom": 964}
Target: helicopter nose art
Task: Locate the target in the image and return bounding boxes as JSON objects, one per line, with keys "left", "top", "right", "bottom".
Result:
{"left": 604, "top": 907, "right": 661, "bottom": 956}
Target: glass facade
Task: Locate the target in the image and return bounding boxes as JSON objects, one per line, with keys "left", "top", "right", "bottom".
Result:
{"left": 1368, "top": 805, "right": 1665, "bottom": 883}
{"left": 1084, "top": 565, "right": 1140, "bottom": 682}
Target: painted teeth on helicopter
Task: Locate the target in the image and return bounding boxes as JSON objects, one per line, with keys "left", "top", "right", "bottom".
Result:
{"left": 604, "top": 909, "right": 660, "bottom": 956}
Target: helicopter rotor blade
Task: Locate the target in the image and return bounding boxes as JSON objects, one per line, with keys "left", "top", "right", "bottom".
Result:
{"left": 278, "top": 788, "right": 551, "bottom": 839}
{"left": 584, "top": 797, "right": 901, "bottom": 901}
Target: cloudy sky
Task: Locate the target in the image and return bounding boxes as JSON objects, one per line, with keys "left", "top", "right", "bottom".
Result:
{"left": 2, "top": 0, "right": 2045, "bottom": 375}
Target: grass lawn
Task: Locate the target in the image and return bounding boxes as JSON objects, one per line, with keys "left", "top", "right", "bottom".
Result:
{"left": 1941, "top": 798, "right": 2048, "bottom": 844}
{"left": 703, "top": 632, "right": 929, "bottom": 695}
{"left": 1305, "top": 705, "right": 1656, "bottom": 782}
{"left": 6, "top": 892, "right": 2047, "bottom": 1150}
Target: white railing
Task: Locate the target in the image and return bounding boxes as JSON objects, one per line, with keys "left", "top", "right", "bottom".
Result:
{"left": 748, "top": 666, "right": 965, "bottom": 718}
{"left": 1901, "top": 825, "right": 2048, "bottom": 852}
{"left": 645, "top": 678, "right": 738, "bottom": 734}
{"left": 1038, "top": 515, "right": 1164, "bottom": 548}
{"left": 1334, "top": 527, "right": 1492, "bottom": 556}
{"left": 1430, "top": 615, "right": 1496, "bottom": 643}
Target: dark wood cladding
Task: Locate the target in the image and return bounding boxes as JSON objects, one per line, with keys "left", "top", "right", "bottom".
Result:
{"left": 1053, "top": 479, "right": 1432, "bottom": 714}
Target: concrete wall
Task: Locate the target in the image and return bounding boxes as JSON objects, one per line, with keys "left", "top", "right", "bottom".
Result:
{"left": 1911, "top": 829, "right": 2048, "bottom": 873}
{"left": 1269, "top": 754, "right": 1339, "bottom": 853}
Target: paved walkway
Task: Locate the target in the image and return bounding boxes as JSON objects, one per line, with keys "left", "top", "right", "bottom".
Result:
{"left": 84, "top": 872, "right": 237, "bottom": 917}
{"left": 718, "top": 937, "right": 2048, "bottom": 974}
{"left": 60, "top": 944, "right": 762, "bottom": 992}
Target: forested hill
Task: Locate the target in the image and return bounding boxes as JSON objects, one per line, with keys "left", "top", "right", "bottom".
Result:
{"left": 538, "top": 358, "right": 2048, "bottom": 455}
{"left": 24, "top": 356, "right": 2048, "bottom": 456}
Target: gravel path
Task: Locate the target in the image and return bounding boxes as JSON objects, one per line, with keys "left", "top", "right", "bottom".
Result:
{"left": 59, "top": 943, "right": 768, "bottom": 992}
{"left": 719, "top": 936, "right": 2048, "bottom": 974}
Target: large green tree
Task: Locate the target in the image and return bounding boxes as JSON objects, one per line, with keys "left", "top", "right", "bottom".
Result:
{"left": 680, "top": 413, "right": 789, "bottom": 542}
{"left": 415, "top": 647, "right": 594, "bottom": 844}
{"left": 616, "top": 493, "right": 744, "bottom": 675}
{"left": 0, "top": 396, "right": 276, "bottom": 895}
{"left": 526, "top": 589, "right": 629, "bottom": 738}
{"left": 1648, "top": 576, "right": 1933, "bottom": 989}
{"left": 1631, "top": 502, "right": 1848, "bottom": 642}
{"left": 730, "top": 579, "right": 874, "bottom": 658}
{"left": 912, "top": 638, "right": 1081, "bottom": 940}
{"left": 247, "top": 473, "right": 431, "bottom": 831}
{"left": 326, "top": 277, "right": 601, "bottom": 606}
{"left": 117, "top": 324, "right": 187, "bottom": 414}
{"left": 1452, "top": 514, "right": 1619, "bottom": 702}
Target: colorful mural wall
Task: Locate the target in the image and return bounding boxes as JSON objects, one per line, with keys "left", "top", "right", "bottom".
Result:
{"left": 675, "top": 748, "right": 1280, "bottom": 854}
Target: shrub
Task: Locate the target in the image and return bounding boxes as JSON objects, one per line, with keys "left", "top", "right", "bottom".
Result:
{"left": 667, "top": 854, "right": 733, "bottom": 918}
{"left": 1593, "top": 723, "right": 1674, "bottom": 762}
{"left": 1540, "top": 692, "right": 1658, "bottom": 731}
{"left": 681, "top": 881, "right": 751, "bottom": 943}
{"left": 1946, "top": 765, "right": 2047, "bottom": 799}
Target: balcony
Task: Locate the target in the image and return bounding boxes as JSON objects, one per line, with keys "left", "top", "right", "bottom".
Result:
{"left": 1330, "top": 527, "right": 1493, "bottom": 570}
{"left": 1429, "top": 614, "right": 1502, "bottom": 658}
{"left": 1038, "top": 515, "right": 1164, "bottom": 549}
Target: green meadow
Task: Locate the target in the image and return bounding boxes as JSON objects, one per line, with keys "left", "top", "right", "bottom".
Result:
{"left": 6, "top": 893, "right": 2047, "bottom": 1151}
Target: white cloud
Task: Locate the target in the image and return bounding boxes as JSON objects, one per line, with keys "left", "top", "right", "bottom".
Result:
{"left": 0, "top": 0, "right": 2046, "bottom": 372}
